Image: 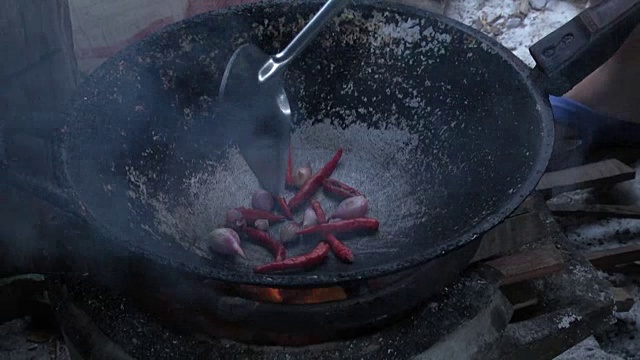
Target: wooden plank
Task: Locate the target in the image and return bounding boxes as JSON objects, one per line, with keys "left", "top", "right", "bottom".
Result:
{"left": 513, "top": 297, "right": 539, "bottom": 311}
{"left": 501, "top": 282, "right": 539, "bottom": 312}
{"left": 610, "top": 262, "right": 640, "bottom": 275}
{"left": 612, "top": 288, "right": 634, "bottom": 312}
{"left": 483, "top": 245, "right": 565, "bottom": 286}
{"left": 536, "top": 159, "right": 635, "bottom": 198}
{"left": 511, "top": 196, "right": 537, "bottom": 217}
{"left": 582, "top": 244, "right": 640, "bottom": 270}
{"left": 472, "top": 211, "right": 546, "bottom": 262}
{"left": 548, "top": 203, "right": 640, "bottom": 219}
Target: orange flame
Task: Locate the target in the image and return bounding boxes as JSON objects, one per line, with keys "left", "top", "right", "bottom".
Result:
{"left": 236, "top": 285, "right": 347, "bottom": 304}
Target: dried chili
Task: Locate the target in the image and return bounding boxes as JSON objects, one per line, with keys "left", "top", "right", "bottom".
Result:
{"left": 254, "top": 242, "right": 330, "bottom": 273}
{"left": 310, "top": 200, "right": 326, "bottom": 224}
{"left": 236, "top": 207, "right": 285, "bottom": 223}
{"left": 296, "top": 218, "right": 379, "bottom": 236}
{"left": 275, "top": 246, "right": 286, "bottom": 262}
{"left": 244, "top": 227, "right": 286, "bottom": 261}
{"left": 285, "top": 145, "right": 294, "bottom": 187}
{"left": 288, "top": 148, "right": 343, "bottom": 210}
{"left": 324, "top": 234, "right": 354, "bottom": 263}
{"left": 322, "top": 178, "right": 362, "bottom": 199}
{"left": 310, "top": 200, "right": 353, "bottom": 263}
{"left": 275, "top": 196, "right": 294, "bottom": 220}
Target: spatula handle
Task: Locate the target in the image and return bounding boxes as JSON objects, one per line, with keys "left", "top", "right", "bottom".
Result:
{"left": 275, "top": 0, "right": 348, "bottom": 64}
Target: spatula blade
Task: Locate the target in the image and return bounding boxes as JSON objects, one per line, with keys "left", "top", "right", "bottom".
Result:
{"left": 218, "top": 44, "right": 292, "bottom": 195}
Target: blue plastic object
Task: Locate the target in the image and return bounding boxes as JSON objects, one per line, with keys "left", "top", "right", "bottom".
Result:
{"left": 550, "top": 95, "right": 640, "bottom": 145}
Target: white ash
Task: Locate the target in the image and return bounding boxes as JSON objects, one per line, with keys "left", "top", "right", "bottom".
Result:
{"left": 558, "top": 314, "right": 582, "bottom": 329}
{"left": 127, "top": 120, "right": 425, "bottom": 262}
{"left": 547, "top": 164, "right": 640, "bottom": 359}
{"left": 597, "top": 285, "right": 640, "bottom": 359}
{"left": 530, "top": 0, "right": 549, "bottom": 11}
{"left": 555, "top": 336, "right": 624, "bottom": 360}
{"left": 446, "top": 0, "right": 587, "bottom": 67}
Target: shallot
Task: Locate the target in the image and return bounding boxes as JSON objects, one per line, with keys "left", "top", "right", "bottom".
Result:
{"left": 252, "top": 190, "right": 274, "bottom": 211}
{"left": 255, "top": 219, "right": 270, "bottom": 231}
{"left": 209, "top": 228, "right": 245, "bottom": 258}
{"left": 303, "top": 207, "right": 318, "bottom": 228}
{"left": 330, "top": 196, "right": 368, "bottom": 220}
{"left": 293, "top": 164, "right": 313, "bottom": 188}
{"left": 225, "top": 209, "right": 246, "bottom": 231}
{"left": 280, "top": 221, "right": 302, "bottom": 243}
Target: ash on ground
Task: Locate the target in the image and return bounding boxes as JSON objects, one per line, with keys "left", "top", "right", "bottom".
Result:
{"left": 446, "top": 0, "right": 588, "bottom": 67}
{"left": 551, "top": 171, "right": 640, "bottom": 359}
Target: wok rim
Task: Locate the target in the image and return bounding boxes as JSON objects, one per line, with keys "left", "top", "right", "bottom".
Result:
{"left": 61, "top": 0, "right": 555, "bottom": 286}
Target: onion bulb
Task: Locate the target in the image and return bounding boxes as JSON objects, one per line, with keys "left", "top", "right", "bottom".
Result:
{"left": 280, "top": 221, "right": 302, "bottom": 243}
{"left": 293, "top": 165, "right": 313, "bottom": 188}
{"left": 331, "top": 196, "right": 369, "bottom": 220}
{"left": 254, "top": 219, "right": 269, "bottom": 231}
{"left": 302, "top": 207, "right": 318, "bottom": 228}
{"left": 209, "top": 228, "right": 245, "bottom": 258}
{"left": 225, "top": 209, "right": 246, "bottom": 231}
{"left": 252, "top": 190, "right": 274, "bottom": 211}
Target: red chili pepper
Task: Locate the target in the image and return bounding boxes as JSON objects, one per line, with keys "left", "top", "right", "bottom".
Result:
{"left": 235, "top": 207, "right": 285, "bottom": 223}
{"left": 288, "top": 148, "right": 343, "bottom": 210}
{"left": 310, "top": 201, "right": 353, "bottom": 263}
{"left": 324, "top": 234, "right": 354, "bottom": 263}
{"left": 285, "top": 145, "right": 294, "bottom": 187}
{"left": 275, "top": 245, "right": 286, "bottom": 262}
{"left": 244, "top": 227, "right": 286, "bottom": 261}
{"left": 275, "top": 196, "right": 294, "bottom": 220}
{"left": 254, "top": 242, "right": 329, "bottom": 273}
{"left": 322, "top": 178, "right": 362, "bottom": 199}
{"left": 310, "top": 200, "right": 326, "bottom": 224}
{"left": 296, "top": 218, "right": 379, "bottom": 236}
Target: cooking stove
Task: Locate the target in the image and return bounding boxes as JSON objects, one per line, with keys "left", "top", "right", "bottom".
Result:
{"left": 0, "top": 111, "right": 618, "bottom": 359}
{"left": 34, "top": 195, "right": 613, "bottom": 360}
{"left": 0, "top": 102, "right": 609, "bottom": 360}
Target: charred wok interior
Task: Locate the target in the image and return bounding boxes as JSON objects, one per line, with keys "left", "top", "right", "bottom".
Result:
{"left": 60, "top": 0, "right": 552, "bottom": 286}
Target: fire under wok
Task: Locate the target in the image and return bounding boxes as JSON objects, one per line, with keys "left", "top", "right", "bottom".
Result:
{"left": 4, "top": 0, "right": 640, "bottom": 286}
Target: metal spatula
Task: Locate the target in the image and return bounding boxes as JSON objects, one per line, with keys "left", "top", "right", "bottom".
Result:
{"left": 218, "top": 0, "right": 347, "bottom": 195}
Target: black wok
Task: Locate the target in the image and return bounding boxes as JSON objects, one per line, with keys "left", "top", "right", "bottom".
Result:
{"left": 3, "top": 0, "right": 640, "bottom": 286}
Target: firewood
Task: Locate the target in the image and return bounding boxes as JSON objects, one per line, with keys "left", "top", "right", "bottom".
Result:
{"left": 483, "top": 245, "right": 564, "bottom": 285}
{"left": 537, "top": 159, "right": 635, "bottom": 198}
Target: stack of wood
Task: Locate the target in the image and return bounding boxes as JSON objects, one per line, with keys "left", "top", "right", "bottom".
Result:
{"left": 536, "top": 158, "right": 639, "bottom": 313}
{"left": 469, "top": 157, "right": 639, "bottom": 315}
{"left": 470, "top": 195, "right": 567, "bottom": 317}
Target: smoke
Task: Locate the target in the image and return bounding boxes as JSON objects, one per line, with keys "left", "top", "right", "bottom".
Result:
{"left": 0, "top": 0, "right": 265, "bottom": 303}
